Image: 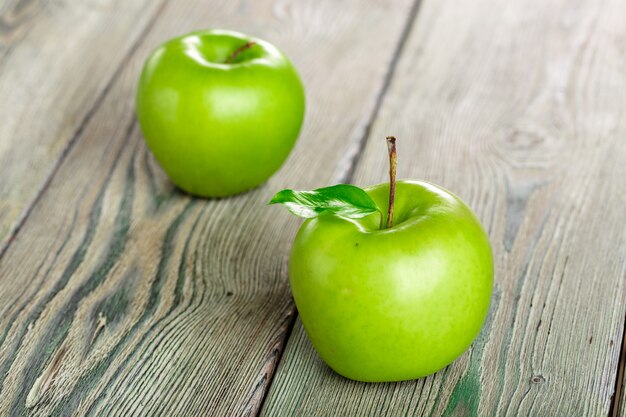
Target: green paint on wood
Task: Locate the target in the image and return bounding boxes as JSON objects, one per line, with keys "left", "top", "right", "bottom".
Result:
{"left": 442, "top": 372, "right": 480, "bottom": 417}
{"left": 442, "top": 288, "right": 500, "bottom": 417}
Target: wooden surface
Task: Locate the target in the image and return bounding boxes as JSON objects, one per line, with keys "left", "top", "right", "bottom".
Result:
{"left": 0, "top": 0, "right": 417, "bottom": 415}
{"left": 0, "top": 0, "right": 165, "bottom": 251}
{"left": 261, "top": 0, "right": 626, "bottom": 414}
{"left": 0, "top": 0, "right": 624, "bottom": 416}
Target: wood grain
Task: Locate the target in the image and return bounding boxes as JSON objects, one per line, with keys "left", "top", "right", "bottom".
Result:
{"left": 0, "top": 0, "right": 169, "bottom": 252}
{"left": 261, "top": 0, "right": 626, "bottom": 415}
{"left": 0, "top": 0, "right": 417, "bottom": 415}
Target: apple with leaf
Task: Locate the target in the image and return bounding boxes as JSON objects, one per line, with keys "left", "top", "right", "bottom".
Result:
{"left": 270, "top": 137, "right": 493, "bottom": 382}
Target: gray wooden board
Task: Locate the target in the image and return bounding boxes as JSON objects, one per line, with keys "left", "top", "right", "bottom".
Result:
{"left": 0, "top": 0, "right": 418, "bottom": 415}
{"left": 261, "top": 0, "right": 626, "bottom": 415}
{"left": 0, "top": 0, "right": 166, "bottom": 249}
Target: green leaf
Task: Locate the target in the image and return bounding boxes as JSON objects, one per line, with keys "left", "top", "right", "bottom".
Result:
{"left": 269, "top": 184, "right": 382, "bottom": 219}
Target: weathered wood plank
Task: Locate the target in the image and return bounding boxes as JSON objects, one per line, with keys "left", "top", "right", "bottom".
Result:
{"left": 261, "top": 0, "right": 626, "bottom": 415}
{"left": 0, "top": 0, "right": 417, "bottom": 415}
{"left": 0, "top": 0, "right": 169, "bottom": 251}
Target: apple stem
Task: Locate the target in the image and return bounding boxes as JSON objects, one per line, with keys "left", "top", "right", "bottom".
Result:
{"left": 386, "top": 136, "right": 397, "bottom": 229}
{"left": 225, "top": 41, "right": 256, "bottom": 64}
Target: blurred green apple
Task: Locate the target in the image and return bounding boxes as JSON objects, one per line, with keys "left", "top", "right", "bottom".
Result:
{"left": 136, "top": 29, "right": 305, "bottom": 197}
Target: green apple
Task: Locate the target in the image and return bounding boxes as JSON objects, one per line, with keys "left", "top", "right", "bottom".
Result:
{"left": 136, "top": 29, "right": 305, "bottom": 197}
{"left": 270, "top": 138, "right": 493, "bottom": 382}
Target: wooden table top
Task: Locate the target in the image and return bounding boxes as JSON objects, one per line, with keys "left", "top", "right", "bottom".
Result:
{"left": 0, "top": 0, "right": 625, "bottom": 415}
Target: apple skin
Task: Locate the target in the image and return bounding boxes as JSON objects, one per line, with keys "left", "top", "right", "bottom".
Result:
{"left": 136, "top": 30, "right": 305, "bottom": 197}
{"left": 289, "top": 180, "right": 493, "bottom": 382}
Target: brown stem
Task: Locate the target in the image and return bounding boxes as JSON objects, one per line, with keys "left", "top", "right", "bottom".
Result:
{"left": 386, "top": 136, "right": 397, "bottom": 229}
{"left": 225, "top": 41, "right": 256, "bottom": 63}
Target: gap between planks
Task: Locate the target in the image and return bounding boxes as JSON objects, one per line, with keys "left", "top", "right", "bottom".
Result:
{"left": 610, "top": 319, "right": 626, "bottom": 417}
